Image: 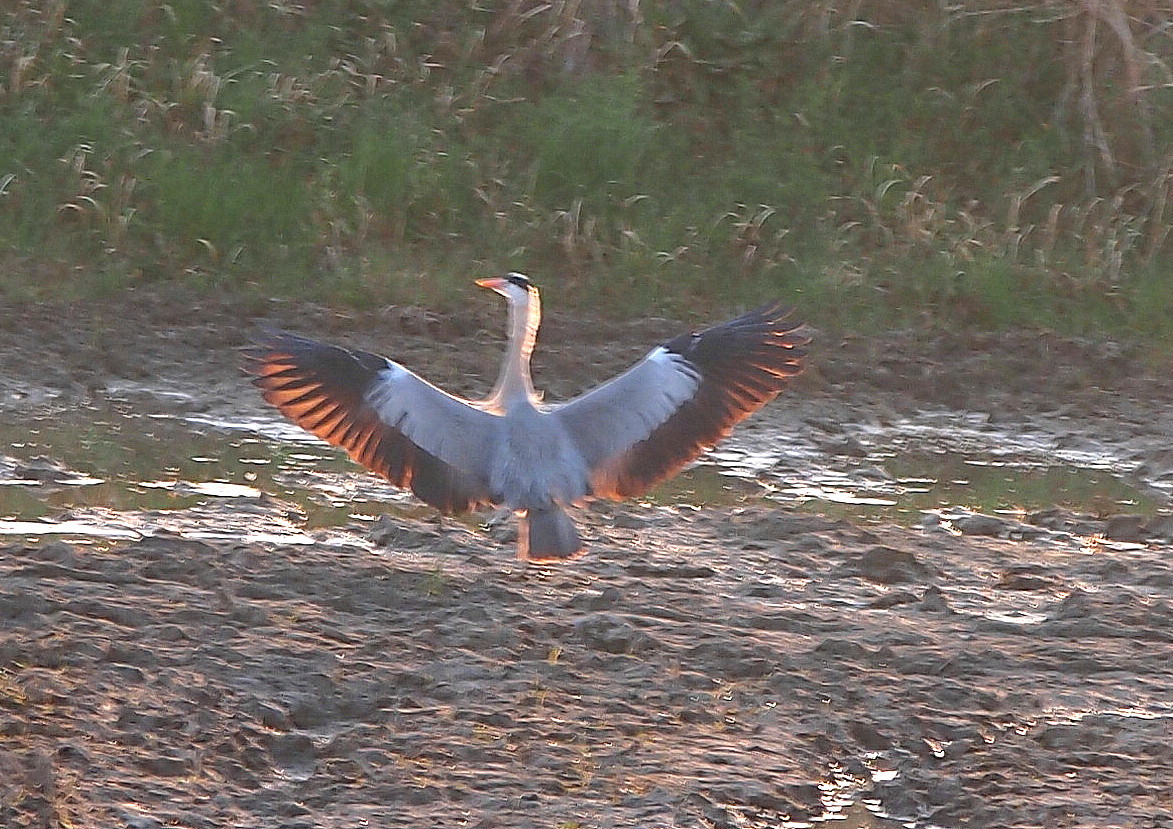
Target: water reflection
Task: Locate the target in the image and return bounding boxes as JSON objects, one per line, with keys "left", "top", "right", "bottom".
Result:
{"left": 0, "top": 400, "right": 1164, "bottom": 538}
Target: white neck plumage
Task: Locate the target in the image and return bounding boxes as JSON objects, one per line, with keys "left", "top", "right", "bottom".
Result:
{"left": 487, "top": 283, "right": 540, "bottom": 410}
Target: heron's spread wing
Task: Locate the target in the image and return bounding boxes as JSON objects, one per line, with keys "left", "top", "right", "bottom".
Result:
{"left": 552, "top": 303, "right": 806, "bottom": 499}
{"left": 246, "top": 330, "right": 497, "bottom": 514}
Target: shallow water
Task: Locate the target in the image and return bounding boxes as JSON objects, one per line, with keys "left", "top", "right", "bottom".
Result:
{"left": 0, "top": 399, "right": 1163, "bottom": 540}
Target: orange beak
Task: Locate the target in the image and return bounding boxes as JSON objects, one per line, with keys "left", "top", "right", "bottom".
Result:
{"left": 475, "top": 277, "right": 507, "bottom": 290}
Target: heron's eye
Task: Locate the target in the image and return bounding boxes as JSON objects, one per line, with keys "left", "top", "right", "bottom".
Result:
{"left": 507, "top": 273, "right": 531, "bottom": 288}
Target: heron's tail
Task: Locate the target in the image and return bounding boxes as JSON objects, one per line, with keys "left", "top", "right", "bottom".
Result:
{"left": 519, "top": 505, "right": 582, "bottom": 562}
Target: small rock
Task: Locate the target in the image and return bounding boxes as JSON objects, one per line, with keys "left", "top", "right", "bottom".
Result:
{"left": 1052, "top": 589, "right": 1093, "bottom": 619}
{"left": 1104, "top": 514, "right": 1147, "bottom": 542}
{"left": 484, "top": 518, "right": 517, "bottom": 544}
{"left": 708, "top": 782, "right": 814, "bottom": 816}
{"left": 744, "top": 784, "right": 798, "bottom": 812}
{"left": 467, "top": 710, "right": 514, "bottom": 728}
{"left": 920, "top": 512, "right": 945, "bottom": 531}
{"left": 997, "top": 573, "right": 1055, "bottom": 590}
{"left": 27, "top": 541, "right": 78, "bottom": 564}
{"left": 402, "top": 784, "right": 442, "bottom": 805}
{"left": 857, "top": 546, "right": 932, "bottom": 584}
{"left": 818, "top": 436, "right": 868, "bottom": 457}
{"left": 813, "top": 638, "right": 873, "bottom": 662}
{"left": 55, "top": 742, "right": 92, "bottom": 766}
{"left": 869, "top": 778, "right": 921, "bottom": 821}
{"left": 288, "top": 693, "right": 333, "bottom": 728}
{"left": 1035, "top": 723, "right": 1082, "bottom": 749}
{"left": 367, "top": 515, "right": 440, "bottom": 548}
{"left": 1026, "top": 507, "right": 1103, "bottom": 535}
{"left": 13, "top": 457, "right": 74, "bottom": 483}
{"left": 0, "top": 589, "right": 49, "bottom": 621}
{"left": 950, "top": 512, "right": 1007, "bottom": 536}
{"left": 151, "top": 624, "right": 188, "bottom": 642}
{"left": 687, "top": 641, "right": 774, "bottom": 677}
{"left": 574, "top": 614, "right": 656, "bottom": 654}
{"left": 684, "top": 793, "right": 733, "bottom": 829}
{"left": 456, "top": 604, "right": 492, "bottom": 623}
{"left": 996, "top": 566, "right": 1057, "bottom": 591}
{"left": 849, "top": 719, "right": 891, "bottom": 751}
{"left": 269, "top": 733, "right": 316, "bottom": 777}
{"left": 104, "top": 643, "right": 158, "bottom": 667}
{"left": 251, "top": 700, "right": 290, "bottom": 730}
{"left": 926, "top": 775, "right": 966, "bottom": 806}
{"left": 585, "top": 585, "right": 621, "bottom": 610}
{"left": 138, "top": 754, "right": 189, "bottom": 777}
{"left": 679, "top": 706, "right": 718, "bottom": 724}
{"left": 868, "top": 590, "right": 919, "bottom": 609}
{"left": 920, "top": 585, "right": 952, "bottom": 613}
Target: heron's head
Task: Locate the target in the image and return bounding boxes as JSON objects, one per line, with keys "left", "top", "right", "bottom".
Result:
{"left": 476, "top": 272, "right": 533, "bottom": 303}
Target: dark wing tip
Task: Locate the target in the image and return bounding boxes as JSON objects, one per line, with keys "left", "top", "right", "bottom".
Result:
{"left": 596, "top": 301, "right": 808, "bottom": 498}
{"left": 245, "top": 329, "right": 388, "bottom": 455}
{"left": 246, "top": 329, "right": 487, "bottom": 515}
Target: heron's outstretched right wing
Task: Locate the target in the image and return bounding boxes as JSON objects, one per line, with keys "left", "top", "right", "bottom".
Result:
{"left": 552, "top": 303, "right": 806, "bottom": 499}
{"left": 246, "top": 330, "right": 497, "bottom": 514}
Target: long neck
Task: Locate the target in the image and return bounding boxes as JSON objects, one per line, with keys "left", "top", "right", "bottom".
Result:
{"left": 490, "top": 287, "right": 540, "bottom": 408}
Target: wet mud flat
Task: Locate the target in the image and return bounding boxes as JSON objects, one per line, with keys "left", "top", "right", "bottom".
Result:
{"left": 1, "top": 289, "right": 1172, "bottom": 827}
{"left": 2, "top": 508, "right": 1171, "bottom": 828}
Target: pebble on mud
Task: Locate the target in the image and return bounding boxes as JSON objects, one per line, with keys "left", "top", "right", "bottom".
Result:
{"left": 855, "top": 546, "right": 933, "bottom": 584}
{"left": 269, "top": 733, "right": 317, "bottom": 779}
{"left": 573, "top": 613, "right": 657, "bottom": 654}
{"left": 1104, "top": 514, "right": 1147, "bottom": 542}
{"left": 995, "top": 565, "right": 1059, "bottom": 591}
{"left": 949, "top": 512, "right": 1009, "bottom": 536}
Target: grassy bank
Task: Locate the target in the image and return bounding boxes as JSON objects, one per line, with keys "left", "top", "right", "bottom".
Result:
{"left": 1, "top": 0, "right": 1170, "bottom": 337}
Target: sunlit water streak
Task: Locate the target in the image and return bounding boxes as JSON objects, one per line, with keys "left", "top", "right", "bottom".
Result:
{"left": 0, "top": 401, "right": 1165, "bottom": 541}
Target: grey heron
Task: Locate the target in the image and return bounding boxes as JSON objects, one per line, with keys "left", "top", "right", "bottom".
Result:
{"left": 248, "top": 273, "right": 807, "bottom": 561}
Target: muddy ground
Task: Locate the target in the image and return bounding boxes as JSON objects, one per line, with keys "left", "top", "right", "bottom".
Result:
{"left": 1, "top": 287, "right": 1171, "bottom": 828}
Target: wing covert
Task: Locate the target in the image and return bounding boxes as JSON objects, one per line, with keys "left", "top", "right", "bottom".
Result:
{"left": 555, "top": 303, "right": 807, "bottom": 499}
{"left": 550, "top": 347, "right": 703, "bottom": 470}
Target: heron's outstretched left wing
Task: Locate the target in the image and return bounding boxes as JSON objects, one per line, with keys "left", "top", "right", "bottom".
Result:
{"left": 551, "top": 303, "right": 806, "bottom": 498}
{"left": 246, "top": 330, "right": 497, "bottom": 514}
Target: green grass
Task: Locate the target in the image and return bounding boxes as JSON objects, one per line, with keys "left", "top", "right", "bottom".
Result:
{"left": 0, "top": 0, "right": 1170, "bottom": 340}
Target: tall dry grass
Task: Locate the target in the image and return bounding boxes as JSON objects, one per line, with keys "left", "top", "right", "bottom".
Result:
{"left": 0, "top": 0, "right": 1169, "bottom": 334}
